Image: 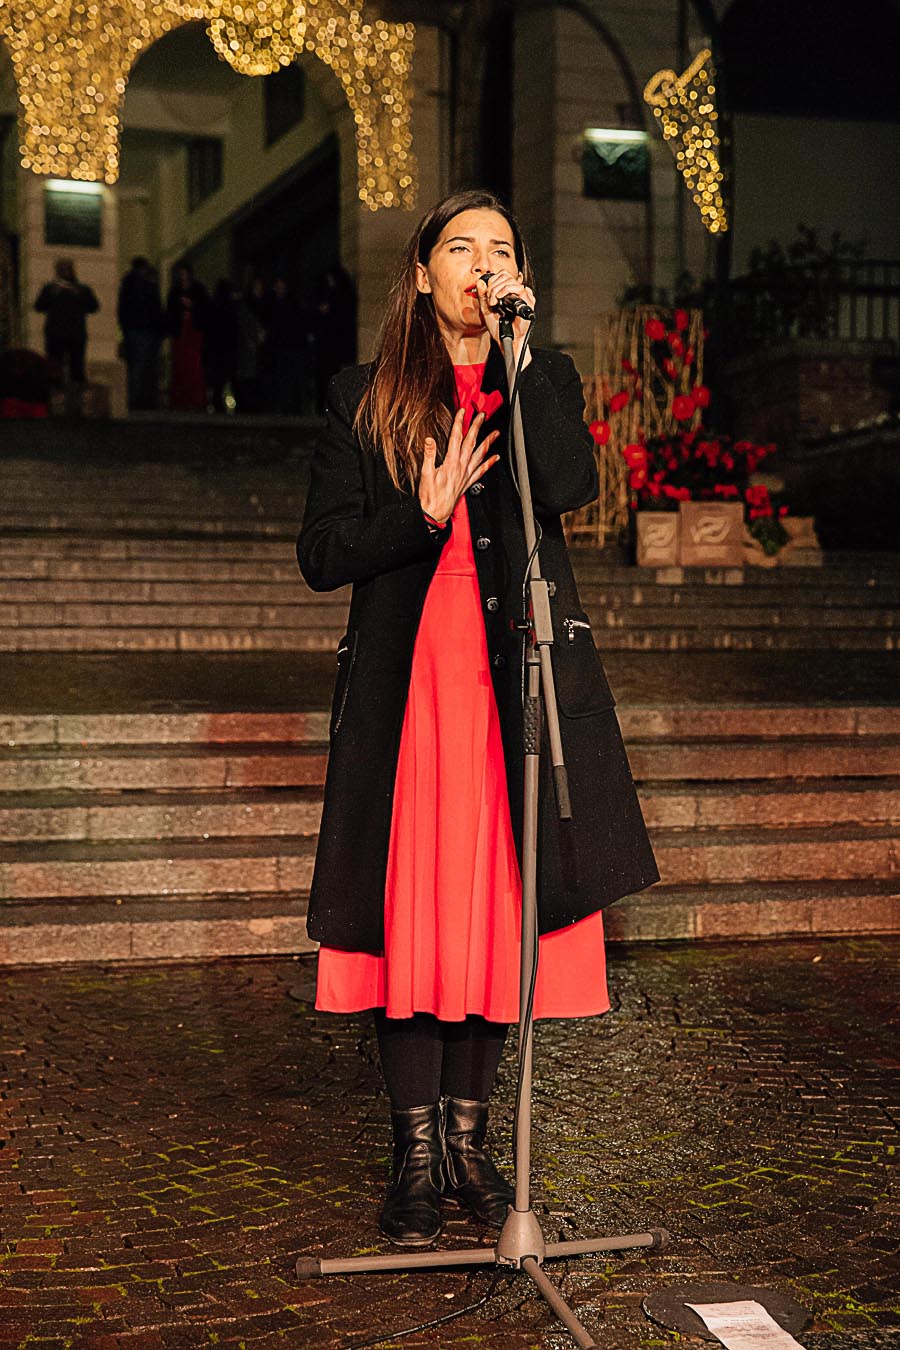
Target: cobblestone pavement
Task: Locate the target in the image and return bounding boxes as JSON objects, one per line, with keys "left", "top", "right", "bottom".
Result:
{"left": 1, "top": 940, "right": 898, "bottom": 1349}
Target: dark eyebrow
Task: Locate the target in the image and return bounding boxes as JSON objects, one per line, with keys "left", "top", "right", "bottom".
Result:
{"left": 443, "top": 235, "right": 514, "bottom": 247}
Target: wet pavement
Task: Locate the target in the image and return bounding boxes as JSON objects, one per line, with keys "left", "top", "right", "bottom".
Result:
{"left": 1, "top": 939, "right": 899, "bottom": 1348}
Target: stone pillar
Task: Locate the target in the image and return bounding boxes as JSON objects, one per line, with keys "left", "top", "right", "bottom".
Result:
{"left": 19, "top": 168, "right": 127, "bottom": 415}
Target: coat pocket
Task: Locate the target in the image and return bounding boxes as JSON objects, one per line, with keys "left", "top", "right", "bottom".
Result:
{"left": 551, "top": 611, "right": 616, "bottom": 716}
{"left": 330, "top": 630, "right": 358, "bottom": 738}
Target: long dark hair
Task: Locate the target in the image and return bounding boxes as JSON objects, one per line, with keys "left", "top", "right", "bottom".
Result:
{"left": 355, "top": 189, "right": 533, "bottom": 490}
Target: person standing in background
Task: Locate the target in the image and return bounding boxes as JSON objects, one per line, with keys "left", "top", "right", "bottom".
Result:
{"left": 117, "top": 257, "right": 163, "bottom": 411}
{"left": 166, "top": 261, "right": 209, "bottom": 412}
{"left": 34, "top": 258, "right": 99, "bottom": 386}
{"left": 313, "top": 263, "right": 357, "bottom": 413}
{"left": 206, "top": 280, "right": 240, "bottom": 414}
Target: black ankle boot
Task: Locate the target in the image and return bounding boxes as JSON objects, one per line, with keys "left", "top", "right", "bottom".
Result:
{"left": 379, "top": 1103, "right": 444, "bottom": 1247}
{"left": 443, "top": 1096, "right": 514, "bottom": 1228}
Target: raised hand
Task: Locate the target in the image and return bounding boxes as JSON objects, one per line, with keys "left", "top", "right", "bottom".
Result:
{"left": 418, "top": 408, "right": 500, "bottom": 524}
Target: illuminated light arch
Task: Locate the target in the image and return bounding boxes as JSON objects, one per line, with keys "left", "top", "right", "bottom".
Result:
{"left": 644, "top": 47, "right": 728, "bottom": 234}
{"left": 0, "top": 0, "right": 416, "bottom": 209}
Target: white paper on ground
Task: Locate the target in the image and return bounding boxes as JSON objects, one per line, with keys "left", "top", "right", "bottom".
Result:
{"left": 686, "top": 1301, "right": 808, "bottom": 1349}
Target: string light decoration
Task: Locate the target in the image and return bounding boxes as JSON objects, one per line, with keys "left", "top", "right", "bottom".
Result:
{"left": 0, "top": 0, "right": 196, "bottom": 183}
{"left": 208, "top": 0, "right": 306, "bottom": 77}
{"left": 290, "top": 1, "right": 415, "bottom": 209}
{"left": 0, "top": 0, "right": 417, "bottom": 208}
{"left": 644, "top": 48, "right": 728, "bottom": 234}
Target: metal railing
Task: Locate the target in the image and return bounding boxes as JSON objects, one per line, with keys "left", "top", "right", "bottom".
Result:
{"left": 728, "top": 259, "right": 900, "bottom": 351}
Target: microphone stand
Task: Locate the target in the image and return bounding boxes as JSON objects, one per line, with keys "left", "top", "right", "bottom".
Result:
{"left": 296, "top": 316, "right": 669, "bottom": 1348}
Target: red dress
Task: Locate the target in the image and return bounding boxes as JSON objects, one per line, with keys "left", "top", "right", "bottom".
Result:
{"left": 315, "top": 362, "right": 609, "bottom": 1022}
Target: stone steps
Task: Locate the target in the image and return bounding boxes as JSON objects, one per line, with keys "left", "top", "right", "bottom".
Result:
{"left": 0, "top": 835, "right": 318, "bottom": 900}
{"left": 2, "top": 531, "right": 898, "bottom": 651}
{"left": 3, "top": 777, "right": 897, "bottom": 843}
{"left": 4, "top": 577, "right": 900, "bottom": 610}
{"left": 0, "top": 707, "right": 897, "bottom": 962}
{"left": 0, "top": 824, "right": 895, "bottom": 901}
{"left": 4, "top": 626, "right": 899, "bottom": 653}
{"left": 2, "top": 877, "right": 898, "bottom": 966}
{"left": 3, "top": 735, "right": 899, "bottom": 791}
{"left": 0, "top": 788, "right": 324, "bottom": 842}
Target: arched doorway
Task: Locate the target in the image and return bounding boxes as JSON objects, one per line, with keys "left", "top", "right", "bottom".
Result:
{"left": 119, "top": 20, "right": 344, "bottom": 412}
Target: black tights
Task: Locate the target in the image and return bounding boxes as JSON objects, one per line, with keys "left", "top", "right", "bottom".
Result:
{"left": 373, "top": 1011, "right": 509, "bottom": 1110}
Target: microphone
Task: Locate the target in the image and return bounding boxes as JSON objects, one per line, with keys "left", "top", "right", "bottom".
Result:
{"left": 478, "top": 273, "right": 535, "bottom": 322}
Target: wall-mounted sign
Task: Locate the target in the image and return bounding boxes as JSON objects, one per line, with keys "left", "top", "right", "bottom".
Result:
{"left": 582, "top": 128, "right": 650, "bottom": 202}
{"left": 44, "top": 180, "right": 104, "bottom": 248}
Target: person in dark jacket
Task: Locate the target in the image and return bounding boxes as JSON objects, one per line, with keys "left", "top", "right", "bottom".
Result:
{"left": 34, "top": 258, "right": 99, "bottom": 384}
{"left": 117, "top": 256, "right": 163, "bottom": 411}
{"left": 296, "top": 190, "right": 658, "bottom": 1250}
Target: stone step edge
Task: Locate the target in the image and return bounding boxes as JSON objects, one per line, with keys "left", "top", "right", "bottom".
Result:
{"left": 4, "top": 775, "right": 898, "bottom": 810}
{"left": 4, "top": 631, "right": 898, "bottom": 653}
{"left": 3, "top": 707, "right": 899, "bottom": 746}
{"left": 0, "top": 819, "right": 896, "bottom": 867}
{"left": 0, "top": 881, "right": 897, "bottom": 964}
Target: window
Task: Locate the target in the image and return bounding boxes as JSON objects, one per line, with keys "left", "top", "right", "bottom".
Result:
{"left": 264, "top": 63, "right": 306, "bottom": 146}
{"left": 187, "top": 138, "right": 223, "bottom": 212}
{"left": 582, "top": 128, "right": 650, "bottom": 202}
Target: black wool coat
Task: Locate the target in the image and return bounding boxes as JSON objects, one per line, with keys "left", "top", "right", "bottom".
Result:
{"left": 296, "top": 342, "right": 659, "bottom": 954}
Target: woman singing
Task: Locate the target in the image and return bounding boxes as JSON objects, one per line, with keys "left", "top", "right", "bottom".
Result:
{"left": 297, "top": 190, "right": 658, "bottom": 1249}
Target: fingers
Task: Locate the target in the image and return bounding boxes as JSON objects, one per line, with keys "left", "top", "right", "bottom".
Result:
{"left": 420, "top": 435, "right": 437, "bottom": 480}
{"left": 464, "top": 452, "right": 500, "bottom": 492}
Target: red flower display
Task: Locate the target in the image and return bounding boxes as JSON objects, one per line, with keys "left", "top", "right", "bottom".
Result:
{"left": 667, "top": 333, "right": 684, "bottom": 356}
{"left": 692, "top": 383, "right": 710, "bottom": 408}
{"left": 672, "top": 393, "right": 696, "bottom": 421}
{"left": 674, "top": 309, "right": 689, "bottom": 332}
{"left": 588, "top": 419, "right": 610, "bottom": 446}
{"left": 645, "top": 317, "right": 666, "bottom": 341}
{"left": 609, "top": 390, "right": 629, "bottom": 413}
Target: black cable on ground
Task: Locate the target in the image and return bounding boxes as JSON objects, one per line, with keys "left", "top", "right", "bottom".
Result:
{"left": 343, "top": 1268, "right": 510, "bottom": 1348}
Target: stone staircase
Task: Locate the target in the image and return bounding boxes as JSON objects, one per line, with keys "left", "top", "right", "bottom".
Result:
{"left": 1, "top": 705, "right": 897, "bottom": 964}
{"left": 3, "top": 533, "right": 900, "bottom": 652}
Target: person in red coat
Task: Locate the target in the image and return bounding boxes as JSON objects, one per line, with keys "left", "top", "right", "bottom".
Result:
{"left": 297, "top": 190, "right": 658, "bottom": 1249}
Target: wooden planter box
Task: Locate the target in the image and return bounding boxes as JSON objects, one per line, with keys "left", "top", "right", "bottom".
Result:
{"left": 636, "top": 511, "right": 679, "bottom": 567}
{"left": 678, "top": 501, "right": 744, "bottom": 567}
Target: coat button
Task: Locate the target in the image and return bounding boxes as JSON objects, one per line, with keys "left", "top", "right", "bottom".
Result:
{"left": 486, "top": 596, "right": 500, "bottom": 613}
{"left": 475, "top": 535, "right": 491, "bottom": 551}
{"left": 468, "top": 482, "right": 484, "bottom": 496}
{"left": 492, "top": 653, "right": 507, "bottom": 669}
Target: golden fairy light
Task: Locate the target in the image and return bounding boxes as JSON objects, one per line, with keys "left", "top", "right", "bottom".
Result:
{"left": 0, "top": 0, "right": 417, "bottom": 208}
{"left": 644, "top": 48, "right": 728, "bottom": 235}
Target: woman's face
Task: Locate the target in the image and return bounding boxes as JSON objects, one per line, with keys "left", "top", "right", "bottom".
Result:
{"left": 415, "top": 208, "right": 521, "bottom": 340}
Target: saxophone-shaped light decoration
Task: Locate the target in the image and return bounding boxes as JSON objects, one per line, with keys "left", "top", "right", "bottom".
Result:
{"left": 0, "top": 0, "right": 416, "bottom": 209}
{"left": 644, "top": 48, "right": 728, "bottom": 235}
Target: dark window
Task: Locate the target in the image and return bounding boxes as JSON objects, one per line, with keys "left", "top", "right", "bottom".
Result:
{"left": 187, "top": 138, "right": 223, "bottom": 212}
{"left": 44, "top": 184, "right": 103, "bottom": 247}
{"left": 582, "top": 130, "right": 650, "bottom": 202}
{"left": 722, "top": 0, "right": 900, "bottom": 120}
{"left": 264, "top": 63, "right": 306, "bottom": 146}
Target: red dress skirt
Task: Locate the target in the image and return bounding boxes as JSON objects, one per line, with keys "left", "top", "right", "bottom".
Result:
{"left": 315, "top": 362, "right": 610, "bottom": 1022}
